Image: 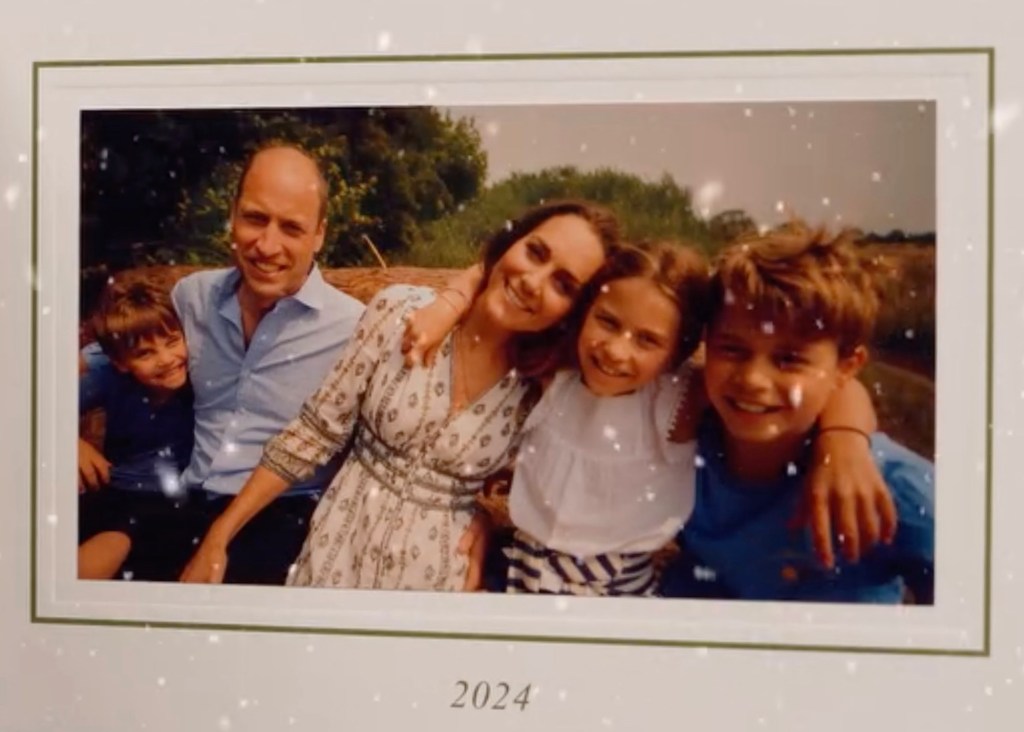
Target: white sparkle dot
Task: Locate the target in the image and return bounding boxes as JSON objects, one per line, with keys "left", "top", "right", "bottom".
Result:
{"left": 761, "top": 321, "right": 775, "bottom": 335}
{"left": 42, "top": 306, "right": 51, "bottom": 316}
{"left": 775, "top": 200, "right": 785, "bottom": 213}
{"left": 580, "top": 142, "right": 588, "bottom": 153}
{"left": 238, "top": 699, "right": 249, "bottom": 709}
{"left": 603, "top": 425, "right": 618, "bottom": 441}
{"left": 46, "top": 514, "right": 58, "bottom": 526}
{"left": 553, "top": 597, "right": 569, "bottom": 612}
{"left": 871, "top": 171, "right": 882, "bottom": 182}
{"left": 846, "top": 659, "right": 857, "bottom": 674}
{"left": 377, "top": 32, "right": 392, "bottom": 51}
{"left": 558, "top": 690, "right": 568, "bottom": 701}
{"left": 787, "top": 463, "right": 799, "bottom": 476}
{"left": 789, "top": 384, "right": 803, "bottom": 407}
{"left": 464, "top": 36, "right": 483, "bottom": 54}
{"left": 157, "top": 677, "right": 166, "bottom": 687}
{"left": 4, "top": 184, "right": 20, "bottom": 210}
{"left": 694, "top": 454, "right": 706, "bottom": 468}
{"left": 17, "top": 153, "right": 28, "bottom": 163}
{"left": 993, "top": 103, "right": 1021, "bottom": 133}
{"left": 485, "top": 121, "right": 500, "bottom": 137}
{"left": 218, "top": 716, "right": 231, "bottom": 731}
{"left": 208, "top": 634, "right": 220, "bottom": 644}
{"left": 744, "top": 108, "right": 753, "bottom": 118}
{"left": 822, "top": 196, "right": 831, "bottom": 207}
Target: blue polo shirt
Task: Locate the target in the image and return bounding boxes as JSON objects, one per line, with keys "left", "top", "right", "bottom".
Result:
{"left": 660, "top": 418, "right": 935, "bottom": 604}
{"left": 171, "top": 267, "right": 364, "bottom": 496}
{"left": 79, "top": 342, "right": 194, "bottom": 493}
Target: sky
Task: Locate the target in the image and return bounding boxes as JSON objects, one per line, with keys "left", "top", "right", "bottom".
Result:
{"left": 444, "top": 101, "right": 936, "bottom": 234}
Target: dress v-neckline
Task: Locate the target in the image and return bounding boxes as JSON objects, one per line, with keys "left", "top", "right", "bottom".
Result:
{"left": 444, "top": 329, "right": 515, "bottom": 423}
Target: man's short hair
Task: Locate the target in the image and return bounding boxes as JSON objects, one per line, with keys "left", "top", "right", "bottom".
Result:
{"left": 233, "top": 141, "right": 330, "bottom": 222}
{"left": 708, "top": 219, "right": 880, "bottom": 357}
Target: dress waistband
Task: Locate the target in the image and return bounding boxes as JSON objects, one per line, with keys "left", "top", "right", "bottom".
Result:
{"left": 352, "top": 423, "right": 479, "bottom": 513}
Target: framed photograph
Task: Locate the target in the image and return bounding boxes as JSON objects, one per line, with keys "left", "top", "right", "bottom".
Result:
{"left": 4, "top": 2, "right": 1022, "bottom": 730}
{"left": 35, "top": 48, "right": 980, "bottom": 651}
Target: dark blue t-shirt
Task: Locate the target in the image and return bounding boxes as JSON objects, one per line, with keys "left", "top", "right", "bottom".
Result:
{"left": 79, "top": 342, "right": 194, "bottom": 493}
{"left": 660, "top": 417, "right": 935, "bottom": 604}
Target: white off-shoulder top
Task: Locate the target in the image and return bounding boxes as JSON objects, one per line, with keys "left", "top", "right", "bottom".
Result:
{"left": 508, "top": 367, "right": 697, "bottom": 557}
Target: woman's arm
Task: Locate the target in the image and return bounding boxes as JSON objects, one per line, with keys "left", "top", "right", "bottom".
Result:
{"left": 803, "top": 378, "right": 898, "bottom": 568}
{"left": 402, "top": 264, "right": 484, "bottom": 367}
{"left": 180, "top": 287, "right": 409, "bottom": 583}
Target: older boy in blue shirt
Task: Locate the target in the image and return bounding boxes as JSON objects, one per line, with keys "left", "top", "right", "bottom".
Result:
{"left": 660, "top": 221, "right": 935, "bottom": 604}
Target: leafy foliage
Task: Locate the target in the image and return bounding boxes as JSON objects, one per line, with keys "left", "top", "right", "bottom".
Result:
{"left": 399, "top": 167, "right": 717, "bottom": 267}
{"left": 80, "top": 107, "right": 487, "bottom": 273}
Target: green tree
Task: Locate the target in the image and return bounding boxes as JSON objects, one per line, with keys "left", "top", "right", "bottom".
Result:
{"left": 402, "top": 167, "right": 716, "bottom": 267}
{"left": 80, "top": 107, "right": 487, "bottom": 272}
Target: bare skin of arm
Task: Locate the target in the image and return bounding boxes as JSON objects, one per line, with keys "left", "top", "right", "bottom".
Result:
{"left": 179, "top": 466, "right": 291, "bottom": 583}
{"left": 402, "top": 264, "right": 484, "bottom": 368}
{"left": 806, "top": 377, "right": 897, "bottom": 567}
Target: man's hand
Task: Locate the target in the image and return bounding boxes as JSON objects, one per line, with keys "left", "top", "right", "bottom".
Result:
{"left": 797, "top": 429, "right": 898, "bottom": 568}
{"left": 78, "top": 438, "right": 111, "bottom": 493}
{"left": 179, "top": 533, "right": 229, "bottom": 584}
{"left": 457, "top": 513, "right": 492, "bottom": 591}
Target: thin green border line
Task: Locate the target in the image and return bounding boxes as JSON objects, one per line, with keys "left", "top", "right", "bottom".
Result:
{"left": 33, "top": 615, "right": 987, "bottom": 657}
{"left": 982, "top": 47, "right": 996, "bottom": 658}
{"left": 32, "top": 46, "right": 995, "bottom": 69}
{"left": 31, "top": 48, "right": 995, "bottom": 657}
{"left": 31, "top": 61, "right": 41, "bottom": 624}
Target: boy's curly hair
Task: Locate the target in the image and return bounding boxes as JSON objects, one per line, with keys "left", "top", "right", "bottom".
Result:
{"left": 709, "top": 219, "right": 879, "bottom": 357}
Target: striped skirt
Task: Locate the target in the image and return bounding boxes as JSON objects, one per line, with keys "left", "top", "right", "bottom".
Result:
{"left": 506, "top": 530, "right": 656, "bottom": 597}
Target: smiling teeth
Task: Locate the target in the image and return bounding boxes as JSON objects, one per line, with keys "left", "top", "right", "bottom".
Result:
{"left": 733, "top": 399, "right": 770, "bottom": 413}
{"left": 593, "top": 358, "right": 626, "bottom": 377}
{"left": 505, "top": 282, "right": 530, "bottom": 311}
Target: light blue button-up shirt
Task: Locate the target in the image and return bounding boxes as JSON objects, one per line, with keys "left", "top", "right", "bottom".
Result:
{"left": 171, "top": 266, "right": 365, "bottom": 496}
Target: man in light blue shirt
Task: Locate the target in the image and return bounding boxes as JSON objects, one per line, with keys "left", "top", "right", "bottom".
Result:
{"left": 147, "top": 143, "right": 364, "bottom": 584}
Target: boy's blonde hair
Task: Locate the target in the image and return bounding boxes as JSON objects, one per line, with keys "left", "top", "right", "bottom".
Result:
{"left": 92, "top": 281, "right": 182, "bottom": 362}
{"left": 577, "top": 239, "right": 709, "bottom": 369}
{"left": 708, "top": 220, "right": 879, "bottom": 357}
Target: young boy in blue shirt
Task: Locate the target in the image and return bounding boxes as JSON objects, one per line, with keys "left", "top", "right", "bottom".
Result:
{"left": 660, "top": 221, "right": 935, "bottom": 604}
{"left": 77, "top": 281, "right": 194, "bottom": 580}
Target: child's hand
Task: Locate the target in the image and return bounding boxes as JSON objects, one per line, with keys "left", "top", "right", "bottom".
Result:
{"left": 457, "top": 512, "right": 492, "bottom": 591}
{"left": 78, "top": 438, "right": 111, "bottom": 493}
{"left": 402, "top": 265, "right": 483, "bottom": 368}
{"left": 796, "top": 429, "right": 898, "bottom": 568}
{"left": 401, "top": 301, "right": 457, "bottom": 368}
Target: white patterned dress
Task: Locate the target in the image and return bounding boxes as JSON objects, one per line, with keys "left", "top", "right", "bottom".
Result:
{"left": 262, "top": 285, "right": 535, "bottom": 591}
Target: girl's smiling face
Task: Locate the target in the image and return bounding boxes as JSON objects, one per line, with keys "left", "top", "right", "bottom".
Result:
{"left": 576, "top": 276, "right": 682, "bottom": 397}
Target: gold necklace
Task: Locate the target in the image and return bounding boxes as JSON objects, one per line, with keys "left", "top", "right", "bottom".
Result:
{"left": 452, "top": 326, "right": 469, "bottom": 415}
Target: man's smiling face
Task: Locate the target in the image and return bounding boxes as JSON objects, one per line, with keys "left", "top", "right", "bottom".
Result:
{"left": 231, "top": 147, "right": 325, "bottom": 310}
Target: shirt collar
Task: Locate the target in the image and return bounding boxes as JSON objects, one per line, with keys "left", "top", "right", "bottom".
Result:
{"left": 215, "top": 264, "right": 328, "bottom": 319}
